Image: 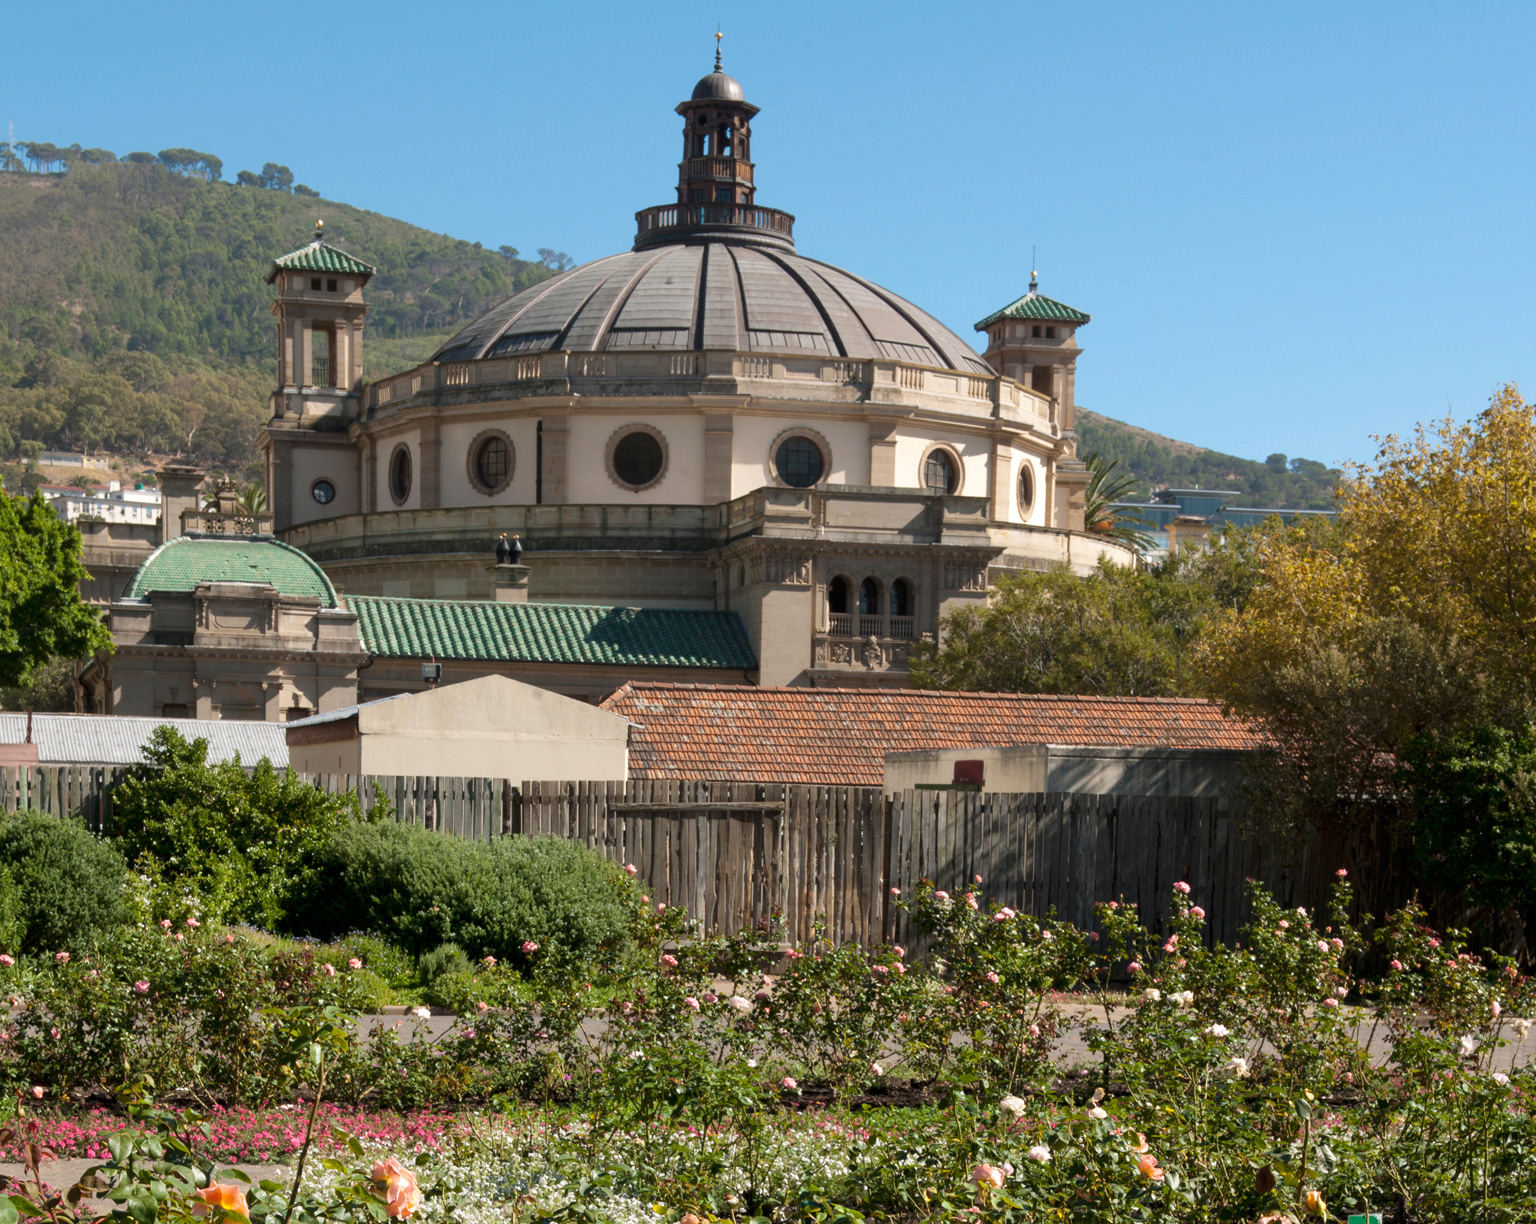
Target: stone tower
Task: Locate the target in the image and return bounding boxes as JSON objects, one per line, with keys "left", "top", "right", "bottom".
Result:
{"left": 974, "top": 272, "right": 1091, "bottom": 432}
{"left": 266, "top": 221, "right": 376, "bottom": 428}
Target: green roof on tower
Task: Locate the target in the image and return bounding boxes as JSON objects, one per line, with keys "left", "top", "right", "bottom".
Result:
{"left": 127, "top": 536, "right": 341, "bottom": 606}
{"left": 267, "top": 223, "right": 376, "bottom": 283}
{"left": 974, "top": 285, "right": 1091, "bottom": 331}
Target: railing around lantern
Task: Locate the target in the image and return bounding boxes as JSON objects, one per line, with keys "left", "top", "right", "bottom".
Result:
{"left": 634, "top": 203, "right": 795, "bottom": 244}
{"left": 311, "top": 356, "right": 330, "bottom": 387}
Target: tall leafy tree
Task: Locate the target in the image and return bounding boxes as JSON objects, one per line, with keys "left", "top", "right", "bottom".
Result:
{"left": 0, "top": 492, "right": 111, "bottom": 687}
{"left": 1198, "top": 385, "right": 1536, "bottom": 942}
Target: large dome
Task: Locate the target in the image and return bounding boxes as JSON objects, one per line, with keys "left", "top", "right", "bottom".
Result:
{"left": 432, "top": 240, "right": 992, "bottom": 375}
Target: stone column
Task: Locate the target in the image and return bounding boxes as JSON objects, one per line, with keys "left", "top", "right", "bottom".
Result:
{"left": 419, "top": 415, "right": 441, "bottom": 509}
{"left": 703, "top": 414, "right": 733, "bottom": 503}
{"left": 868, "top": 421, "right": 898, "bottom": 487}
{"left": 540, "top": 414, "right": 569, "bottom": 504}
{"left": 988, "top": 441, "right": 1012, "bottom": 522}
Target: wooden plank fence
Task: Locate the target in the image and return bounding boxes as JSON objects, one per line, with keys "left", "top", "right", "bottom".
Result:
{"left": 0, "top": 766, "right": 1410, "bottom": 948}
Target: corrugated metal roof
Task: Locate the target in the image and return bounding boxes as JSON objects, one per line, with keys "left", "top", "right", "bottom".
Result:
{"left": 0, "top": 714, "right": 288, "bottom": 767}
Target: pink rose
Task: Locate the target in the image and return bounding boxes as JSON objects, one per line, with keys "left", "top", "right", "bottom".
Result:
{"left": 986, "top": 971, "right": 1000, "bottom": 984}
{"left": 54, "top": 952, "right": 69, "bottom": 963}
{"left": 1318, "top": 941, "right": 1331, "bottom": 953}
{"left": 934, "top": 891, "right": 949, "bottom": 901}
{"left": 1126, "top": 961, "right": 1142, "bottom": 974}
{"left": 1323, "top": 998, "right": 1338, "bottom": 1008}
{"left": 1189, "top": 906, "right": 1205, "bottom": 920}
{"left": 134, "top": 981, "right": 149, "bottom": 993}
{"left": 660, "top": 952, "right": 677, "bottom": 967}
{"left": 624, "top": 863, "right": 638, "bottom": 875}
{"left": 524, "top": 941, "right": 541, "bottom": 954}
{"left": 30, "top": 1086, "right": 43, "bottom": 1099}
{"left": 974, "top": 874, "right": 983, "bottom": 884}
{"left": 348, "top": 958, "right": 362, "bottom": 969}
{"left": 225, "top": 934, "right": 235, "bottom": 944}
{"left": 186, "top": 917, "right": 199, "bottom": 928}
{"left": 893, "top": 945, "right": 905, "bottom": 958}
{"left": 482, "top": 956, "right": 497, "bottom": 968}
{"left": 476, "top": 1001, "right": 488, "bottom": 1012}
{"left": 1335, "top": 868, "right": 1348, "bottom": 878}
{"left": 872, "top": 965, "right": 889, "bottom": 975}
{"left": 1163, "top": 936, "right": 1179, "bottom": 953}
{"left": 0, "top": 956, "right": 13, "bottom": 968}
{"left": 890, "top": 886, "right": 901, "bottom": 896}
{"left": 1390, "top": 959, "right": 1404, "bottom": 971}
{"left": 1330, "top": 938, "right": 1344, "bottom": 950}
{"left": 1173, "top": 881, "right": 1191, "bottom": 895}
{"left": 781, "top": 1076, "right": 798, "bottom": 1090}
{"left": 322, "top": 963, "right": 336, "bottom": 976}
{"left": 1278, "top": 920, "right": 1289, "bottom": 930}
{"left": 684, "top": 997, "right": 700, "bottom": 1011}
{"left": 160, "top": 920, "right": 171, "bottom": 930}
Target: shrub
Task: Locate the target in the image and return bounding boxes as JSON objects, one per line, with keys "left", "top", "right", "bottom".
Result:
{"left": 417, "top": 942, "right": 471, "bottom": 984}
{"left": 107, "top": 726, "right": 360, "bottom": 928}
{"left": 287, "top": 824, "right": 635, "bottom": 967}
{"left": 0, "top": 813, "right": 127, "bottom": 953}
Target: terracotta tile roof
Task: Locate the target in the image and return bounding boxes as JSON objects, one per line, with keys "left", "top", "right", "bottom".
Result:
{"left": 600, "top": 683, "right": 1262, "bottom": 785}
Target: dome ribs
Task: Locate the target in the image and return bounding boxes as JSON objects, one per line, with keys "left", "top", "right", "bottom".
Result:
{"left": 758, "top": 250, "right": 853, "bottom": 358}
{"left": 595, "top": 247, "right": 701, "bottom": 351}
{"left": 562, "top": 249, "right": 670, "bottom": 352}
{"left": 700, "top": 243, "right": 742, "bottom": 351}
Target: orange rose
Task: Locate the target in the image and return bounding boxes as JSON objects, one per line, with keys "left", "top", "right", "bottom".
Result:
{"left": 372, "top": 1157, "right": 422, "bottom": 1219}
{"left": 1136, "top": 1154, "right": 1165, "bottom": 1182}
{"left": 193, "top": 1183, "right": 249, "bottom": 1219}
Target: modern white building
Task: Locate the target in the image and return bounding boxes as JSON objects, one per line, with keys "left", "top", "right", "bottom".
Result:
{"left": 40, "top": 481, "right": 162, "bottom": 527}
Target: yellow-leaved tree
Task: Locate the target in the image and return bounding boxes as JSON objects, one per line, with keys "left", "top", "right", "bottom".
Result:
{"left": 1198, "top": 386, "right": 1536, "bottom": 946}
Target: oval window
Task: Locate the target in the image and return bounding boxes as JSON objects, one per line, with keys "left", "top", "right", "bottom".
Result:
{"left": 474, "top": 435, "right": 511, "bottom": 492}
{"left": 1018, "top": 463, "right": 1035, "bottom": 515}
{"left": 390, "top": 445, "right": 413, "bottom": 503}
{"left": 923, "top": 449, "right": 956, "bottom": 495}
{"left": 612, "top": 430, "right": 664, "bottom": 488}
{"left": 775, "top": 436, "right": 824, "bottom": 487}
{"left": 311, "top": 479, "right": 335, "bottom": 505}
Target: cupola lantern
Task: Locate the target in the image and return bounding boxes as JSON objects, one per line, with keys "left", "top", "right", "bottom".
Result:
{"left": 675, "top": 37, "right": 759, "bottom": 208}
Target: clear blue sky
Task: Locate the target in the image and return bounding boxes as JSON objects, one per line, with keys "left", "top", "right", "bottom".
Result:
{"left": 7, "top": 0, "right": 1534, "bottom": 469}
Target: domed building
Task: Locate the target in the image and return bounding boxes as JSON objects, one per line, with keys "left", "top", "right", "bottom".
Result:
{"left": 262, "top": 58, "right": 1133, "bottom": 693}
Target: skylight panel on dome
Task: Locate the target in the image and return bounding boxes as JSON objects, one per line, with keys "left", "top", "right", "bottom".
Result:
{"left": 488, "top": 332, "right": 561, "bottom": 355}
{"left": 748, "top": 330, "right": 829, "bottom": 353}
{"left": 605, "top": 329, "right": 692, "bottom": 349}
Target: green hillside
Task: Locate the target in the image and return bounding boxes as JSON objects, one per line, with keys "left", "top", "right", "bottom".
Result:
{"left": 0, "top": 159, "right": 556, "bottom": 479}
{"left": 1076, "top": 409, "right": 1341, "bottom": 510}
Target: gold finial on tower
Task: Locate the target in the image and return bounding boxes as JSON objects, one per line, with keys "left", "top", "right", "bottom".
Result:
{"left": 313, "top": 218, "right": 324, "bottom": 244}
{"left": 714, "top": 27, "right": 723, "bottom": 71}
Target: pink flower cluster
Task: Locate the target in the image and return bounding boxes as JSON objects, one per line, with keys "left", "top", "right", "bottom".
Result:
{"left": 6, "top": 1105, "right": 456, "bottom": 1164}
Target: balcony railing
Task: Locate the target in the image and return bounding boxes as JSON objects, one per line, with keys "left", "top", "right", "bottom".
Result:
{"left": 635, "top": 202, "right": 795, "bottom": 249}
{"left": 827, "top": 614, "right": 918, "bottom": 641}
{"left": 683, "top": 157, "right": 753, "bottom": 183}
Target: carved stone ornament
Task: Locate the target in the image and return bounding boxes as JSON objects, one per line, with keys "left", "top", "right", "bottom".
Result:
{"left": 764, "top": 554, "right": 812, "bottom": 585}
{"left": 861, "top": 638, "right": 882, "bottom": 669}
{"left": 942, "top": 560, "right": 989, "bottom": 591}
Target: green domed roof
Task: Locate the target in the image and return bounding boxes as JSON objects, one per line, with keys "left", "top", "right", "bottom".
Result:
{"left": 126, "top": 536, "right": 339, "bottom": 606}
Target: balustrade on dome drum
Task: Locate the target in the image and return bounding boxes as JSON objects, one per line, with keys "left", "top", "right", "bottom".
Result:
{"left": 634, "top": 203, "right": 795, "bottom": 245}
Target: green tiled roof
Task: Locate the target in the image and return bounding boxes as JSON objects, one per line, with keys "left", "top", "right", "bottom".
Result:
{"left": 267, "top": 241, "right": 376, "bottom": 282}
{"left": 346, "top": 595, "right": 758, "bottom": 671}
{"left": 974, "top": 291, "right": 1091, "bottom": 330}
{"left": 127, "top": 537, "right": 340, "bottom": 606}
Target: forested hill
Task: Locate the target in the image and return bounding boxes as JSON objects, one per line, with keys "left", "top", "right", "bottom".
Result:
{"left": 1076, "top": 409, "right": 1342, "bottom": 510}
{"left": 0, "top": 157, "right": 559, "bottom": 480}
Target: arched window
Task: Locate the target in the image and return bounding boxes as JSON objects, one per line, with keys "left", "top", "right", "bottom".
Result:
{"left": 890, "top": 578, "right": 912, "bottom": 618}
{"left": 827, "top": 576, "right": 849, "bottom": 615}
{"left": 924, "top": 449, "right": 957, "bottom": 495}
{"left": 859, "top": 578, "right": 881, "bottom": 616}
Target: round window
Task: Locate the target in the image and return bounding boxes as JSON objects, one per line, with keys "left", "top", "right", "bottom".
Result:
{"left": 923, "top": 449, "right": 957, "bottom": 495}
{"left": 471, "top": 433, "right": 513, "bottom": 494}
{"left": 775, "top": 436, "right": 824, "bottom": 488}
{"left": 612, "top": 430, "right": 665, "bottom": 488}
{"left": 311, "top": 479, "right": 335, "bottom": 505}
{"left": 390, "top": 445, "right": 413, "bottom": 504}
{"left": 1018, "top": 463, "right": 1035, "bottom": 515}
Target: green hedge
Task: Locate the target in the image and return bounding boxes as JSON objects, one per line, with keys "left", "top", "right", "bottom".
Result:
{"left": 286, "top": 824, "right": 634, "bottom": 968}
{"left": 0, "top": 814, "right": 128, "bottom": 954}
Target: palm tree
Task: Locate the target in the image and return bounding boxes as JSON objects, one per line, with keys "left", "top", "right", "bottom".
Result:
{"left": 239, "top": 482, "right": 267, "bottom": 515}
{"left": 1082, "top": 452, "right": 1157, "bottom": 552}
